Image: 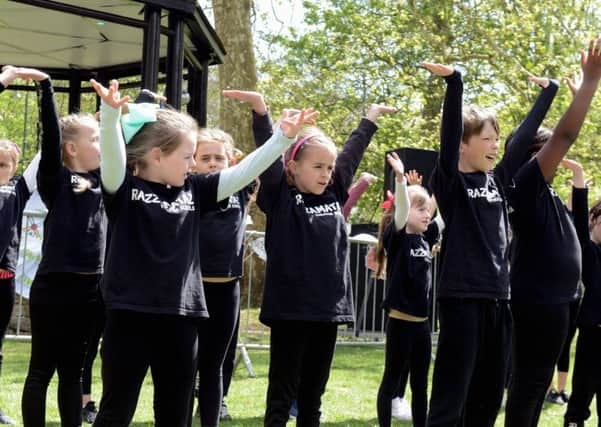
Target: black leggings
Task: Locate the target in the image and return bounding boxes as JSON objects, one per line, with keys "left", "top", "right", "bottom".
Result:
{"left": 94, "top": 309, "right": 198, "bottom": 427}
{"left": 0, "top": 277, "right": 15, "bottom": 377}
{"left": 22, "top": 273, "right": 98, "bottom": 427}
{"left": 265, "top": 320, "right": 338, "bottom": 427}
{"left": 427, "top": 299, "right": 511, "bottom": 427}
{"left": 556, "top": 298, "right": 581, "bottom": 373}
{"left": 564, "top": 325, "right": 601, "bottom": 426}
{"left": 505, "top": 302, "right": 570, "bottom": 427}
{"left": 82, "top": 295, "right": 105, "bottom": 396}
{"left": 195, "top": 280, "right": 240, "bottom": 427}
{"left": 222, "top": 313, "right": 240, "bottom": 399}
{"left": 377, "top": 318, "right": 430, "bottom": 427}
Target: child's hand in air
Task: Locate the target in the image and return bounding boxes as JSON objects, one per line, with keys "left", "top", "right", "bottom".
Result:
{"left": 366, "top": 104, "right": 397, "bottom": 123}
{"left": 405, "top": 169, "right": 423, "bottom": 186}
{"left": 386, "top": 152, "right": 406, "bottom": 183}
{"left": 421, "top": 62, "right": 455, "bottom": 77}
{"left": 90, "top": 79, "right": 130, "bottom": 110}
{"left": 223, "top": 90, "right": 268, "bottom": 115}
{"left": 279, "top": 108, "right": 319, "bottom": 139}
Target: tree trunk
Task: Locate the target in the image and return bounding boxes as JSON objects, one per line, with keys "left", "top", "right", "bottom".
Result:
{"left": 213, "top": 0, "right": 266, "bottom": 308}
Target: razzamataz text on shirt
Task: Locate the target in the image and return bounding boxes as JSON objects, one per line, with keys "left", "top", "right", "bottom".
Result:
{"left": 131, "top": 188, "right": 195, "bottom": 213}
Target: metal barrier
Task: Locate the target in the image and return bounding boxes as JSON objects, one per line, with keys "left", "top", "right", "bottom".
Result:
{"left": 11, "top": 216, "right": 439, "bottom": 343}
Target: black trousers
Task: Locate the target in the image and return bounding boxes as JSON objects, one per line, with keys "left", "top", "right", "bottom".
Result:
{"left": 564, "top": 325, "right": 601, "bottom": 427}
{"left": 264, "top": 320, "right": 338, "bottom": 427}
{"left": 427, "top": 299, "right": 511, "bottom": 427}
{"left": 377, "top": 317, "right": 431, "bottom": 427}
{"left": 82, "top": 294, "right": 105, "bottom": 396}
{"left": 557, "top": 299, "right": 581, "bottom": 373}
{"left": 196, "top": 280, "right": 240, "bottom": 427}
{"left": 0, "top": 277, "right": 15, "bottom": 377}
{"left": 93, "top": 310, "right": 198, "bottom": 427}
{"left": 505, "top": 302, "right": 570, "bottom": 427}
{"left": 22, "top": 273, "right": 98, "bottom": 427}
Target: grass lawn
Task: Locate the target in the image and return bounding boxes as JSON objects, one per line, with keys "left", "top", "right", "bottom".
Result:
{"left": 0, "top": 334, "right": 594, "bottom": 426}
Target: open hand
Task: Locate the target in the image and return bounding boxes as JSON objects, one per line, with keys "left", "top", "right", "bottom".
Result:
{"left": 8, "top": 66, "right": 49, "bottom": 82}
{"left": 366, "top": 104, "right": 397, "bottom": 123}
{"left": 386, "top": 152, "right": 405, "bottom": 182}
{"left": 581, "top": 37, "right": 601, "bottom": 82}
{"left": 405, "top": 169, "right": 423, "bottom": 186}
{"left": 528, "top": 75, "right": 550, "bottom": 89}
{"left": 564, "top": 71, "right": 582, "bottom": 97}
{"left": 279, "top": 108, "right": 319, "bottom": 139}
{"left": 90, "top": 79, "right": 130, "bottom": 110}
{"left": 223, "top": 90, "right": 268, "bottom": 115}
{"left": 421, "top": 62, "right": 455, "bottom": 77}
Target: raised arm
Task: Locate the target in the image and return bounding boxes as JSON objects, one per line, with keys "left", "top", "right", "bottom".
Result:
{"left": 90, "top": 79, "right": 130, "bottom": 194}
{"left": 342, "top": 172, "right": 376, "bottom": 220}
{"left": 499, "top": 76, "right": 559, "bottom": 182}
{"left": 387, "top": 152, "right": 410, "bottom": 231}
{"left": 333, "top": 104, "right": 395, "bottom": 193}
{"left": 222, "top": 90, "right": 273, "bottom": 147}
{"left": 422, "top": 63, "right": 463, "bottom": 174}
{"left": 536, "top": 38, "right": 601, "bottom": 181}
{"left": 217, "top": 108, "right": 318, "bottom": 201}
{"left": 562, "top": 158, "right": 590, "bottom": 247}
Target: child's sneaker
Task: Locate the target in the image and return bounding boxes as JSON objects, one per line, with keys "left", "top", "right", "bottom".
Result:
{"left": 391, "top": 397, "right": 412, "bottom": 421}
{"left": 559, "top": 390, "right": 570, "bottom": 404}
{"left": 219, "top": 400, "right": 232, "bottom": 421}
{"left": 289, "top": 400, "right": 298, "bottom": 418}
{"left": 545, "top": 389, "right": 564, "bottom": 405}
{"left": 82, "top": 401, "right": 98, "bottom": 424}
{"left": 0, "top": 409, "right": 15, "bottom": 425}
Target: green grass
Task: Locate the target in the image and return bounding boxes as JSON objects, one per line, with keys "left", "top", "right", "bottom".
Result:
{"left": 0, "top": 337, "right": 595, "bottom": 426}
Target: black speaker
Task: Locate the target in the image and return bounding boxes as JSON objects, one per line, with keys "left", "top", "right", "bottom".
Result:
{"left": 383, "top": 147, "right": 439, "bottom": 197}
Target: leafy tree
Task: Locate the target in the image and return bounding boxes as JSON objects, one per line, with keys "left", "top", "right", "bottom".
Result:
{"left": 257, "top": 0, "right": 601, "bottom": 222}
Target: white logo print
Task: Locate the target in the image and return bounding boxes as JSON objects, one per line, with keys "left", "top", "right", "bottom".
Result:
{"left": 0, "top": 185, "right": 16, "bottom": 196}
{"left": 131, "top": 188, "right": 195, "bottom": 213}
{"left": 410, "top": 248, "right": 431, "bottom": 258}
{"left": 467, "top": 186, "right": 502, "bottom": 203}
{"left": 305, "top": 201, "right": 342, "bottom": 217}
{"left": 296, "top": 194, "right": 304, "bottom": 205}
{"left": 227, "top": 194, "right": 241, "bottom": 210}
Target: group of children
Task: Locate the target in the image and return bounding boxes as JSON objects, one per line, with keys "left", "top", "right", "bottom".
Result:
{"left": 0, "top": 38, "right": 600, "bottom": 427}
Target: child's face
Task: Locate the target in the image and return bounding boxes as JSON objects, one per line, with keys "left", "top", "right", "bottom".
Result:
{"left": 68, "top": 121, "right": 101, "bottom": 171}
{"left": 460, "top": 121, "right": 499, "bottom": 172}
{"left": 0, "top": 151, "right": 16, "bottom": 185}
{"left": 159, "top": 131, "right": 197, "bottom": 187}
{"left": 407, "top": 201, "right": 432, "bottom": 234}
{"left": 194, "top": 140, "right": 229, "bottom": 174}
{"left": 289, "top": 144, "right": 336, "bottom": 195}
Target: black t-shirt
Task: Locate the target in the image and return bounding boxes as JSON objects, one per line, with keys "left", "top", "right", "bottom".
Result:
{"left": 198, "top": 184, "right": 254, "bottom": 278}
{"left": 0, "top": 177, "right": 32, "bottom": 272}
{"left": 431, "top": 168, "right": 510, "bottom": 299}
{"left": 383, "top": 221, "right": 440, "bottom": 318}
{"left": 35, "top": 77, "right": 107, "bottom": 275}
{"left": 429, "top": 70, "right": 510, "bottom": 300}
{"left": 257, "top": 118, "right": 377, "bottom": 325}
{"left": 36, "top": 168, "right": 106, "bottom": 274}
{"left": 508, "top": 159, "right": 581, "bottom": 304}
{"left": 102, "top": 172, "right": 222, "bottom": 317}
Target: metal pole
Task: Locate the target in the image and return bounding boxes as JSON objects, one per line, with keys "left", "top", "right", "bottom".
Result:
{"left": 165, "top": 12, "right": 184, "bottom": 109}
{"left": 141, "top": 5, "right": 161, "bottom": 92}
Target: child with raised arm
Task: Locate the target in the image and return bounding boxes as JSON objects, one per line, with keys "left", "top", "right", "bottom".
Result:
{"left": 89, "top": 79, "right": 316, "bottom": 427}
{"left": 192, "top": 127, "right": 257, "bottom": 427}
{"left": 423, "top": 62, "right": 510, "bottom": 427}
{"left": 375, "top": 153, "right": 442, "bottom": 427}
{"left": 223, "top": 89, "right": 395, "bottom": 426}
{"left": 503, "top": 39, "right": 601, "bottom": 426}
{"left": 0, "top": 66, "right": 41, "bottom": 426}
{"left": 16, "top": 66, "right": 103, "bottom": 427}
{"left": 562, "top": 159, "right": 601, "bottom": 427}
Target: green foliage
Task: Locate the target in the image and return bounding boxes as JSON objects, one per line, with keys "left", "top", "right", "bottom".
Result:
{"left": 257, "top": 0, "right": 601, "bottom": 223}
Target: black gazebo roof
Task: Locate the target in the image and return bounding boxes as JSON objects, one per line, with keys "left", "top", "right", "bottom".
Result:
{"left": 0, "top": 0, "right": 226, "bottom": 125}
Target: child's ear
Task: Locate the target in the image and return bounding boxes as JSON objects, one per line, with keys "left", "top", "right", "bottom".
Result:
{"left": 149, "top": 146, "right": 162, "bottom": 165}
{"left": 63, "top": 141, "right": 77, "bottom": 158}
